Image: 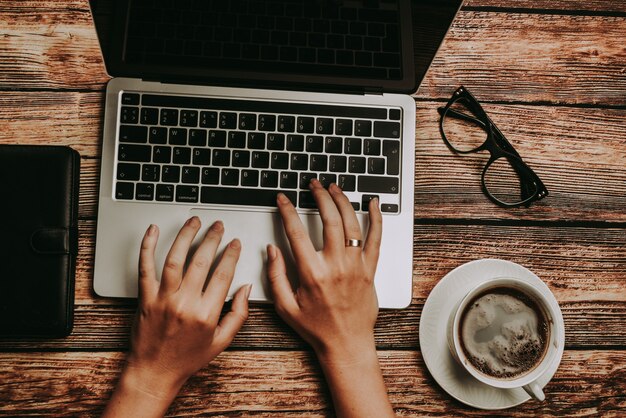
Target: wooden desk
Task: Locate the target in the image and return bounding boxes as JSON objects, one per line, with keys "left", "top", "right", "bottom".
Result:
{"left": 1, "top": 1, "right": 625, "bottom": 415}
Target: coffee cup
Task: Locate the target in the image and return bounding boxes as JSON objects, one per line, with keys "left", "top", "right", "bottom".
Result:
{"left": 447, "top": 277, "right": 563, "bottom": 401}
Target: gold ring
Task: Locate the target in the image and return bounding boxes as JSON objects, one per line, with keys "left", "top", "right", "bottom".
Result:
{"left": 345, "top": 239, "right": 362, "bottom": 247}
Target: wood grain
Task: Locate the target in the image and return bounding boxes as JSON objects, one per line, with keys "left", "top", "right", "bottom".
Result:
{"left": 1, "top": 350, "right": 624, "bottom": 417}
{"left": 464, "top": 0, "right": 626, "bottom": 13}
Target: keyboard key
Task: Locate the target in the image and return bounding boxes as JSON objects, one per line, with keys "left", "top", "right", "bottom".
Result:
{"left": 221, "top": 168, "right": 240, "bottom": 186}
{"left": 355, "top": 120, "right": 372, "bottom": 137}
{"left": 153, "top": 146, "right": 171, "bottom": 163}
{"left": 156, "top": 184, "right": 174, "bottom": 201}
{"left": 169, "top": 128, "right": 187, "bottom": 145}
{"left": 200, "top": 186, "right": 296, "bottom": 207}
{"left": 348, "top": 156, "right": 366, "bottom": 173}
{"left": 182, "top": 166, "right": 200, "bottom": 184}
{"left": 173, "top": 147, "right": 191, "bottom": 164}
{"left": 259, "top": 114, "right": 276, "bottom": 131}
{"left": 345, "top": 137, "right": 362, "bottom": 154}
{"left": 239, "top": 113, "right": 257, "bottom": 130}
{"left": 338, "top": 174, "right": 356, "bottom": 191}
{"left": 361, "top": 194, "right": 379, "bottom": 211}
{"left": 299, "top": 173, "right": 317, "bottom": 189}
{"left": 319, "top": 173, "right": 337, "bottom": 188}
{"left": 335, "top": 119, "right": 353, "bottom": 135}
{"left": 278, "top": 115, "right": 295, "bottom": 132}
{"left": 115, "top": 182, "right": 134, "bottom": 200}
{"left": 297, "top": 116, "right": 314, "bottom": 133}
{"left": 267, "top": 133, "right": 285, "bottom": 150}
{"left": 189, "top": 129, "right": 207, "bottom": 146}
{"left": 219, "top": 112, "right": 237, "bottom": 129}
{"left": 358, "top": 176, "right": 399, "bottom": 194}
{"left": 121, "top": 93, "right": 139, "bottom": 105}
{"left": 209, "top": 130, "right": 227, "bottom": 147}
{"left": 180, "top": 110, "right": 198, "bottom": 127}
{"left": 306, "top": 135, "right": 323, "bottom": 152}
{"left": 310, "top": 154, "right": 328, "bottom": 171}
{"left": 381, "top": 203, "right": 399, "bottom": 213}
{"left": 201, "top": 167, "right": 219, "bottom": 184}
{"left": 374, "top": 121, "right": 401, "bottom": 138}
{"left": 329, "top": 155, "right": 347, "bottom": 172}
{"left": 252, "top": 151, "right": 270, "bottom": 168}
{"left": 286, "top": 134, "right": 304, "bottom": 151}
{"left": 176, "top": 185, "right": 199, "bottom": 203}
{"left": 315, "top": 117, "right": 333, "bottom": 134}
{"left": 368, "top": 157, "right": 385, "bottom": 174}
{"left": 121, "top": 106, "right": 139, "bottom": 124}
{"left": 142, "top": 165, "right": 160, "bottom": 182}
{"left": 140, "top": 107, "right": 159, "bottom": 125}
{"left": 160, "top": 109, "right": 179, "bottom": 126}
{"left": 117, "top": 163, "right": 140, "bottom": 181}
{"left": 261, "top": 170, "right": 279, "bottom": 188}
{"left": 350, "top": 202, "right": 360, "bottom": 211}
{"left": 291, "top": 153, "right": 308, "bottom": 170}
{"left": 364, "top": 138, "right": 381, "bottom": 155}
{"left": 241, "top": 169, "right": 259, "bottom": 186}
{"left": 325, "top": 136, "right": 343, "bottom": 154}
{"left": 248, "top": 132, "right": 266, "bottom": 149}
{"left": 228, "top": 131, "right": 246, "bottom": 148}
{"left": 136, "top": 183, "right": 154, "bottom": 201}
{"left": 280, "top": 171, "right": 298, "bottom": 189}
{"left": 298, "top": 191, "right": 317, "bottom": 208}
{"left": 119, "top": 125, "right": 148, "bottom": 143}
{"left": 162, "top": 166, "right": 180, "bottom": 183}
{"left": 118, "top": 144, "right": 151, "bottom": 162}
{"left": 383, "top": 140, "right": 400, "bottom": 175}
{"left": 212, "top": 149, "right": 230, "bottom": 166}
{"left": 389, "top": 109, "right": 401, "bottom": 120}
{"left": 200, "top": 111, "right": 217, "bottom": 128}
{"left": 149, "top": 127, "right": 167, "bottom": 144}
{"left": 271, "top": 152, "right": 289, "bottom": 169}
{"left": 232, "top": 150, "right": 251, "bottom": 167}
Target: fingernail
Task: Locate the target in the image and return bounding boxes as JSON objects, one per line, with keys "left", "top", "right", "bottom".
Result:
{"left": 210, "top": 220, "right": 224, "bottom": 231}
{"left": 147, "top": 224, "right": 157, "bottom": 236}
{"left": 329, "top": 183, "right": 342, "bottom": 193}
{"left": 186, "top": 216, "right": 200, "bottom": 227}
{"left": 229, "top": 238, "right": 241, "bottom": 249}
{"left": 309, "top": 178, "right": 321, "bottom": 188}
{"left": 245, "top": 284, "right": 253, "bottom": 299}
{"left": 267, "top": 244, "right": 276, "bottom": 260}
{"left": 277, "top": 192, "right": 290, "bottom": 204}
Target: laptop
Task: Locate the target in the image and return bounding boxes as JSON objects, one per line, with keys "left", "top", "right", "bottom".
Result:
{"left": 90, "top": 0, "right": 462, "bottom": 308}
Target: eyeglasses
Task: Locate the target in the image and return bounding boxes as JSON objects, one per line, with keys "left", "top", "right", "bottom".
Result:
{"left": 437, "top": 86, "right": 548, "bottom": 208}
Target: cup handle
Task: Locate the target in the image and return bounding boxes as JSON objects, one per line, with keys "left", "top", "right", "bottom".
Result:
{"left": 523, "top": 381, "right": 545, "bottom": 401}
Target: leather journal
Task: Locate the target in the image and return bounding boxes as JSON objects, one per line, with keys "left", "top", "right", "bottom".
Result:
{"left": 0, "top": 145, "right": 80, "bottom": 337}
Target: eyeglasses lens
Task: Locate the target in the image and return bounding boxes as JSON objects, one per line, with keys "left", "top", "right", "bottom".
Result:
{"left": 442, "top": 97, "right": 488, "bottom": 152}
{"left": 484, "top": 157, "right": 538, "bottom": 205}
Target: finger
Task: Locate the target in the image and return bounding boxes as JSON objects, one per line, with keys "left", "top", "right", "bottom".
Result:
{"left": 160, "top": 216, "right": 201, "bottom": 295}
{"left": 266, "top": 244, "right": 299, "bottom": 319}
{"left": 363, "top": 198, "right": 383, "bottom": 272}
{"left": 202, "top": 238, "right": 242, "bottom": 318}
{"left": 309, "top": 178, "right": 345, "bottom": 254}
{"left": 210, "top": 284, "right": 251, "bottom": 354}
{"left": 182, "top": 221, "right": 224, "bottom": 294}
{"left": 138, "top": 224, "right": 159, "bottom": 303}
{"left": 276, "top": 192, "right": 317, "bottom": 261}
{"left": 328, "top": 183, "right": 362, "bottom": 247}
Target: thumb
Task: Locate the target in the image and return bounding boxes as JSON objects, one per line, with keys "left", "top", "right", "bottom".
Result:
{"left": 266, "top": 244, "right": 298, "bottom": 319}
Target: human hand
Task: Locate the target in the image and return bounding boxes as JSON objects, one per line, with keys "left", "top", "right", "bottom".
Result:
{"left": 267, "top": 179, "right": 382, "bottom": 361}
{"left": 103, "top": 217, "right": 251, "bottom": 417}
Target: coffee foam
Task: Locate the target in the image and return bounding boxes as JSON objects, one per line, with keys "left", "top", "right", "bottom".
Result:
{"left": 460, "top": 290, "right": 547, "bottom": 379}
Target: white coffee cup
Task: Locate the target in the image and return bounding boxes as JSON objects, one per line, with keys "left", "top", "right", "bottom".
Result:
{"left": 446, "top": 277, "right": 563, "bottom": 401}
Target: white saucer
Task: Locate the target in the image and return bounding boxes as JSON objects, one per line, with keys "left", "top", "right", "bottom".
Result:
{"left": 418, "top": 259, "right": 565, "bottom": 410}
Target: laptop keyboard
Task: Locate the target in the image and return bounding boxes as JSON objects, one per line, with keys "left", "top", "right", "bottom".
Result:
{"left": 114, "top": 91, "right": 402, "bottom": 213}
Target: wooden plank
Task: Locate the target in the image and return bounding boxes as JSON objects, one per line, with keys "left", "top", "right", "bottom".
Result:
{"left": 415, "top": 12, "right": 626, "bottom": 105}
{"left": 0, "top": 350, "right": 624, "bottom": 416}
{"left": 464, "top": 0, "right": 626, "bottom": 13}
{"left": 0, "top": 6, "right": 625, "bottom": 106}
{"left": 2, "top": 92, "right": 624, "bottom": 222}
{"left": 3, "top": 223, "right": 623, "bottom": 350}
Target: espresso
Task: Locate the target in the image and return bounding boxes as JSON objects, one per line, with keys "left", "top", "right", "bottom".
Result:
{"left": 459, "top": 286, "right": 549, "bottom": 379}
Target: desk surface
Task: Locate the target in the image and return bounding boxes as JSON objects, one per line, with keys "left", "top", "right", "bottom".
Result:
{"left": 1, "top": 0, "right": 625, "bottom": 416}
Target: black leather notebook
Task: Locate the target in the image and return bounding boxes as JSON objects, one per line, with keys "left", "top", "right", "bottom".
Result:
{"left": 0, "top": 145, "right": 80, "bottom": 337}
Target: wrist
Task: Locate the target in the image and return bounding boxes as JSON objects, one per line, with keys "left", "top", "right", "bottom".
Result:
{"left": 119, "top": 362, "right": 185, "bottom": 404}
{"left": 314, "top": 335, "right": 378, "bottom": 369}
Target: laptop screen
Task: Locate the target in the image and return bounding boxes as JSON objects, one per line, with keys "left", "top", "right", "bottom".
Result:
{"left": 94, "top": 0, "right": 461, "bottom": 94}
